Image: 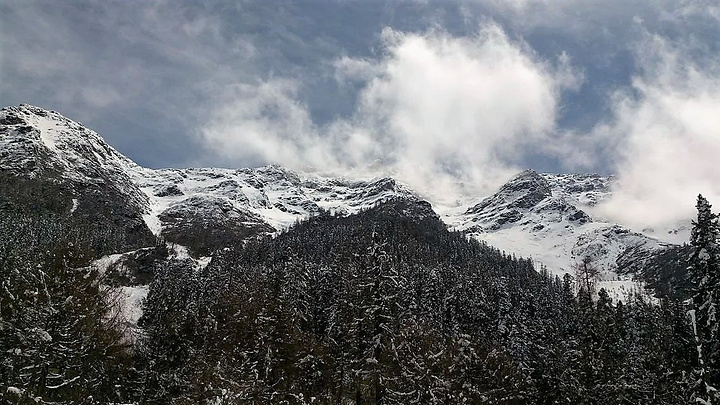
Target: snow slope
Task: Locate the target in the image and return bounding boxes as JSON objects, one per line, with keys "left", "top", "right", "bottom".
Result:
{"left": 443, "top": 170, "right": 686, "bottom": 298}
{"left": 0, "top": 104, "right": 148, "bottom": 211}
{"left": 132, "top": 165, "right": 419, "bottom": 237}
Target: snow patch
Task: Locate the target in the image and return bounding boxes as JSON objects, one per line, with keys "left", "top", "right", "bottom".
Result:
{"left": 168, "top": 243, "right": 213, "bottom": 271}
{"left": 32, "top": 327, "right": 52, "bottom": 342}
{"left": 197, "top": 256, "right": 212, "bottom": 270}
{"left": 90, "top": 253, "right": 125, "bottom": 275}
{"left": 118, "top": 285, "right": 149, "bottom": 326}
{"left": 169, "top": 243, "right": 192, "bottom": 260}
{"left": 36, "top": 117, "right": 58, "bottom": 152}
{"left": 597, "top": 278, "right": 649, "bottom": 303}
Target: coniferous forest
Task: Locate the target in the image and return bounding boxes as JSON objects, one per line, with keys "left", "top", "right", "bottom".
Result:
{"left": 1, "top": 197, "right": 719, "bottom": 404}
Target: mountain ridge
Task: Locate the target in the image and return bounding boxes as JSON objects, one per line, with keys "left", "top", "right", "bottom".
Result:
{"left": 0, "top": 104, "right": 688, "bottom": 296}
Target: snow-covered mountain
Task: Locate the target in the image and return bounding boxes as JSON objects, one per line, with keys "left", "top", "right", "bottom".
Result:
{"left": 0, "top": 105, "right": 154, "bottom": 252}
{"left": 0, "top": 104, "right": 147, "bottom": 211}
{"left": 0, "top": 104, "right": 688, "bottom": 296}
{"left": 442, "top": 169, "right": 686, "bottom": 297}
{"left": 133, "top": 165, "right": 419, "bottom": 254}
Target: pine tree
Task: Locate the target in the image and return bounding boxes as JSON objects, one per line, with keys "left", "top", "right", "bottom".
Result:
{"left": 688, "top": 194, "right": 720, "bottom": 404}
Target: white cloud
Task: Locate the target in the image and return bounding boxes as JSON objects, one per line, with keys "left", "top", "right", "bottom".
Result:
{"left": 594, "top": 34, "right": 720, "bottom": 229}
{"left": 200, "top": 79, "right": 333, "bottom": 169}
{"left": 333, "top": 56, "right": 384, "bottom": 84}
{"left": 349, "top": 25, "right": 568, "bottom": 202}
{"left": 200, "top": 24, "right": 579, "bottom": 205}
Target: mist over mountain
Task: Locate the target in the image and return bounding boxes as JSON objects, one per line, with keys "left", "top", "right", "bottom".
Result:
{"left": 3, "top": 1, "right": 719, "bottom": 233}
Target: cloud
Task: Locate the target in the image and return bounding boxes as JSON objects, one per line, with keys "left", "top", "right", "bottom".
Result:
{"left": 348, "top": 25, "right": 573, "bottom": 201}
{"left": 333, "top": 57, "right": 384, "bottom": 84}
{"left": 4, "top": 0, "right": 718, "bottom": 228}
{"left": 200, "top": 24, "right": 579, "bottom": 204}
{"left": 486, "top": 0, "right": 720, "bottom": 30}
{"left": 200, "top": 79, "right": 331, "bottom": 169}
{"left": 594, "top": 33, "right": 720, "bottom": 228}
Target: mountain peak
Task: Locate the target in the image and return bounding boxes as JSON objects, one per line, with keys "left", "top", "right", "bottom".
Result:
{"left": 465, "top": 169, "right": 552, "bottom": 219}
{"left": 1, "top": 104, "right": 78, "bottom": 134}
{"left": 499, "top": 169, "right": 552, "bottom": 203}
{"left": 1, "top": 104, "right": 149, "bottom": 220}
{"left": 1, "top": 104, "right": 140, "bottom": 178}
{"left": 513, "top": 168, "right": 541, "bottom": 179}
{"left": 2, "top": 104, "right": 50, "bottom": 119}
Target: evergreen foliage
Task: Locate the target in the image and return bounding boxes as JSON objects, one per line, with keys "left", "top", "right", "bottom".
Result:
{"left": 133, "top": 200, "right": 696, "bottom": 404}
{"left": 688, "top": 194, "right": 720, "bottom": 404}
{"left": 0, "top": 211, "right": 135, "bottom": 403}
{"left": 0, "top": 198, "right": 709, "bottom": 404}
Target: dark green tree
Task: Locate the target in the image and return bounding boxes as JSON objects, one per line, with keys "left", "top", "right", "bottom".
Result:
{"left": 688, "top": 194, "right": 720, "bottom": 404}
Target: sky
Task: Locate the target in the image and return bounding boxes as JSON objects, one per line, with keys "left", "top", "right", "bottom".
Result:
{"left": 1, "top": 0, "right": 719, "bottom": 228}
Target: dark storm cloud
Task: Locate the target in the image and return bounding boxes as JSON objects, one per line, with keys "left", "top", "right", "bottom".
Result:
{"left": 1, "top": 0, "right": 283, "bottom": 167}
{"left": 1, "top": 1, "right": 236, "bottom": 166}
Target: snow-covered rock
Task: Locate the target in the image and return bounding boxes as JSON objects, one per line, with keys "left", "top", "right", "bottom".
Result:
{"left": 0, "top": 105, "right": 155, "bottom": 253}
{"left": 0, "top": 104, "right": 148, "bottom": 211}
{"left": 130, "top": 164, "right": 420, "bottom": 254}
{"left": 443, "top": 170, "right": 682, "bottom": 298}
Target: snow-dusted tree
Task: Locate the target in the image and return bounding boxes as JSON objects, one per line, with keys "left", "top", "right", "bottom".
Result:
{"left": 573, "top": 256, "right": 600, "bottom": 299}
{"left": 0, "top": 213, "right": 131, "bottom": 404}
{"left": 688, "top": 194, "right": 720, "bottom": 404}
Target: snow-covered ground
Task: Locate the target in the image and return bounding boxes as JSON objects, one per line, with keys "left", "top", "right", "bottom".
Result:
{"left": 118, "top": 285, "right": 149, "bottom": 327}
{"left": 87, "top": 244, "right": 215, "bottom": 330}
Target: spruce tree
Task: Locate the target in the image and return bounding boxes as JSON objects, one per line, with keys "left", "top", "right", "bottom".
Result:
{"left": 688, "top": 194, "right": 720, "bottom": 404}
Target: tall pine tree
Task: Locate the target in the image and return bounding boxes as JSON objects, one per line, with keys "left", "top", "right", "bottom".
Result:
{"left": 688, "top": 194, "right": 720, "bottom": 404}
